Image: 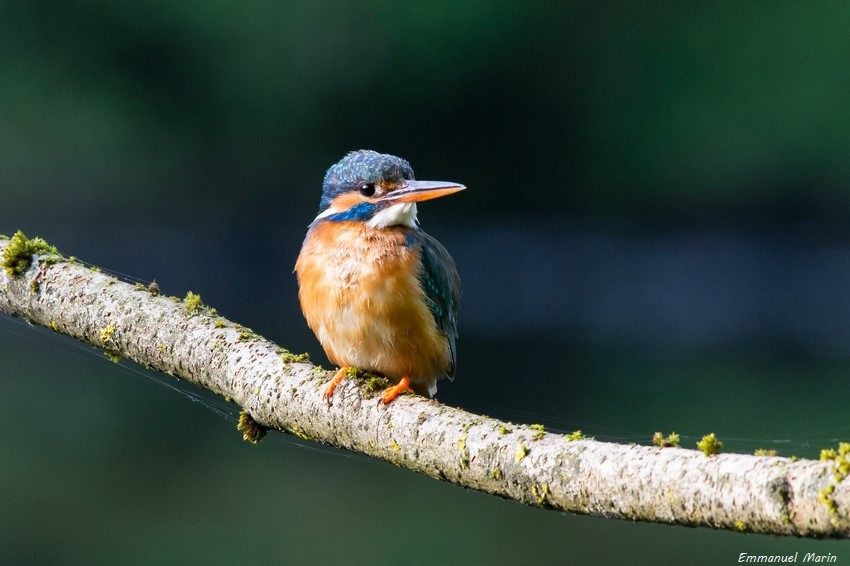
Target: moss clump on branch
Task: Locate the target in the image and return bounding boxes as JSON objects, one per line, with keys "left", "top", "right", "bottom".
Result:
{"left": 99, "top": 323, "right": 121, "bottom": 362}
{"left": 184, "top": 291, "right": 203, "bottom": 313}
{"left": 532, "top": 482, "right": 549, "bottom": 505}
{"left": 652, "top": 432, "right": 680, "bottom": 448}
{"left": 697, "top": 433, "right": 723, "bottom": 456}
{"left": 819, "top": 442, "right": 850, "bottom": 525}
{"left": 280, "top": 351, "right": 310, "bottom": 364}
{"left": 362, "top": 375, "right": 390, "bottom": 395}
{"left": 514, "top": 442, "right": 528, "bottom": 463}
{"left": 100, "top": 323, "right": 116, "bottom": 344}
{"left": 237, "top": 411, "right": 268, "bottom": 444}
{"left": 530, "top": 424, "right": 545, "bottom": 440}
{"left": 458, "top": 430, "right": 469, "bottom": 469}
{"left": 331, "top": 367, "right": 391, "bottom": 396}
{"left": 103, "top": 350, "right": 121, "bottom": 363}
{"left": 2, "top": 230, "right": 58, "bottom": 276}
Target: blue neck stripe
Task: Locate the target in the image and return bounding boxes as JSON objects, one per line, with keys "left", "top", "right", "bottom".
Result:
{"left": 319, "top": 201, "right": 379, "bottom": 223}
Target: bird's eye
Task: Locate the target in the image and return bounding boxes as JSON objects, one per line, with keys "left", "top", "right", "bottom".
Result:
{"left": 359, "top": 183, "right": 376, "bottom": 197}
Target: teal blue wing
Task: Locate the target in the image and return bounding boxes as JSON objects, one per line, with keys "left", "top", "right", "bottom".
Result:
{"left": 412, "top": 230, "right": 461, "bottom": 379}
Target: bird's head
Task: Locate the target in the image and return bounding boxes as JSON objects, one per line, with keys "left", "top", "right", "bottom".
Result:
{"left": 314, "top": 150, "right": 465, "bottom": 228}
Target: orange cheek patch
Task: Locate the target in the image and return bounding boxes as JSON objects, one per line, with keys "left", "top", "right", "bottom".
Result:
{"left": 330, "top": 191, "right": 367, "bottom": 211}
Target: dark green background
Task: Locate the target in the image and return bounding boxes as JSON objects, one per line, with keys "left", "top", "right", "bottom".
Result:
{"left": 2, "top": 2, "right": 849, "bottom": 564}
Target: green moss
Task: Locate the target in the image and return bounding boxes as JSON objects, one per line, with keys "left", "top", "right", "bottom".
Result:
{"left": 458, "top": 431, "right": 469, "bottom": 469}
{"left": 335, "top": 367, "right": 392, "bottom": 396}
{"left": 498, "top": 425, "right": 511, "bottom": 435}
{"left": 754, "top": 448, "right": 778, "bottom": 457}
{"left": 214, "top": 318, "right": 225, "bottom": 328}
{"left": 697, "top": 433, "right": 723, "bottom": 456}
{"left": 289, "top": 424, "right": 313, "bottom": 442}
{"left": 2, "top": 230, "right": 59, "bottom": 276}
{"left": 281, "top": 351, "right": 310, "bottom": 363}
{"left": 390, "top": 438, "right": 401, "bottom": 451}
{"left": 103, "top": 350, "right": 121, "bottom": 363}
{"left": 100, "top": 324, "right": 120, "bottom": 361}
{"left": 652, "top": 431, "right": 680, "bottom": 448}
{"left": 514, "top": 442, "right": 528, "bottom": 463}
{"left": 48, "top": 320, "right": 59, "bottom": 332}
{"left": 819, "top": 442, "right": 850, "bottom": 525}
{"left": 734, "top": 520, "right": 746, "bottom": 533}
{"left": 819, "top": 441, "right": 850, "bottom": 475}
{"left": 818, "top": 484, "right": 838, "bottom": 517}
{"left": 532, "top": 482, "right": 549, "bottom": 505}
{"left": 100, "top": 323, "right": 116, "bottom": 344}
{"left": 489, "top": 468, "right": 503, "bottom": 480}
{"left": 530, "top": 424, "right": 545, "bottom": 440}
{"left": 184, "top": 291, "right": 202, "bottom": 313}
{"left": 564, "top": 430, "right": 591, "bottom": 441}
{"left": 237, "top": 411, "right": 268, "bottom": 444}
{"left": 363, "top": 375, "right": 390, "bottom": 395}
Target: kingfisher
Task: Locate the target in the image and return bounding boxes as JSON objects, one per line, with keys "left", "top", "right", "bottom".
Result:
{"left": 295, "top": 150, "right": 464, "bottom": 404}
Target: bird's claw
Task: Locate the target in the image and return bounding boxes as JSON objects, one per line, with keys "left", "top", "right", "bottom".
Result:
{"left": 378, "top": 375, "right": 414, "bottom": 405}
{"left": 322, "top": 367, "right": 348, "bottom": 404}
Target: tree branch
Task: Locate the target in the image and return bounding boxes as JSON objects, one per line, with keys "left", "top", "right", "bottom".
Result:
{"left": 1, "top": 233, "right": 847, "bottom": 538}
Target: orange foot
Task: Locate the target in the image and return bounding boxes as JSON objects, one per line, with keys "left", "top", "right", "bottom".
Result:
{"left": 322, "top": 367, "right": 348, "bottom": 402}
{"left": 380, "top": 374, "right": 414, "bottom": 404}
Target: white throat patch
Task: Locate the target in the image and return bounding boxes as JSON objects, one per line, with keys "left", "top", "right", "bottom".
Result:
{"left": 366, "top": 202, "right": 419, "bottom": 229}
{"left": 313, "top": 206, "right": 340, "bottom": 221}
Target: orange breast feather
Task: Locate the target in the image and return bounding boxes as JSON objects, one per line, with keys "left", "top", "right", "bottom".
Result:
{"left": 295, "top": 221, "right": 450, "bottom": 395}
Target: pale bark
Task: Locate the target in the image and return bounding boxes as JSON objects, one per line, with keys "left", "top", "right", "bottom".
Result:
{"left": 1, "top": 236, "right": 848, "bottom": 538}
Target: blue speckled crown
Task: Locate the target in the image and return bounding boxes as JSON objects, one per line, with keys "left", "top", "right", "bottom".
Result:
{"left": 319, "top": 150, "right": 414, "bottom": 212}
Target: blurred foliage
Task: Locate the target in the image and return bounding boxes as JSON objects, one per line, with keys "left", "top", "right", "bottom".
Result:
{"left": 3, "top": 2, "right": 850, "bottom": 225}
{"left": 3, "top": 2, "right": 850, "bottom": 563}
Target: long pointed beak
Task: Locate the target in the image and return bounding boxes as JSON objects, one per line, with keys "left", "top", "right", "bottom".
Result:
{"left": 382, "top": 180, "right": 466, "bottom": 203}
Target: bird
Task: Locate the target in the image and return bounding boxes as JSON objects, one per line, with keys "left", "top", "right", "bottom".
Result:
{"left": 295, "top": 150, "right": 464, "bottom": 404}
